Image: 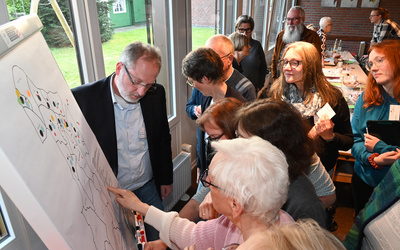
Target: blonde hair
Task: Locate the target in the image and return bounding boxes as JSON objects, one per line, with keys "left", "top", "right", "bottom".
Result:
{"left": 268, "top": 41, "right": 341, "bottom": 106}
{"left": 238, "top": 219, "right": 345, "bottom": 250}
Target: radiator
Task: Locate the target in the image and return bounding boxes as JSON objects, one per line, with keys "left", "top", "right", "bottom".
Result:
{"left": 163, "top": 151, "right": 192, "bottom": 211}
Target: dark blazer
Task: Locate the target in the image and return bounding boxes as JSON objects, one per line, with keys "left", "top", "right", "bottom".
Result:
{"left": 197, "top": 85, "right": 246, "bottom": 174}
{"left": 72, "top": 74, "right": 173, "bottom": 189}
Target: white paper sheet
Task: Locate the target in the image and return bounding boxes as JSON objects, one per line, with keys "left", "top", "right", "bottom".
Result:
{"left": 0, "top": 30, "right": 133, "bottom": 249}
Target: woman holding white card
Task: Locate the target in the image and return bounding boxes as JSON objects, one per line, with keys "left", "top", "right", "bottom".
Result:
{"left": 351, "top": 39, "right": 400, "bottom": 216}
{"left": 259, "top": 41, "right": 353, "bottom": 173}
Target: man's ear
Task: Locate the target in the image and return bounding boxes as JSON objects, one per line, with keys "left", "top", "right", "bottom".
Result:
{"left": 230, "top": 197, "right": 244, "bottom": 219}
{"left": 202, "top": 75, "right": 211, "bottom": 84}
{"left": 115, "top": 62, "right": 123, "bottom": 76}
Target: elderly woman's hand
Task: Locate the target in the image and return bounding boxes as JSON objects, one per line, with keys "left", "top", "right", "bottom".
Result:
{"left": 314, "top": 114, "right": 335, "bottom": 141}
{"left": 107, "top": 186, "right": 150, "bottom": 215}
{"left": 144, "top": 239, "right": 168, "bottom": 250}
{"left": 364, "top": 133, "right": 381, "bottom": 152}
{"left": 199, "top": 192, "right": 218, "bottom": 220}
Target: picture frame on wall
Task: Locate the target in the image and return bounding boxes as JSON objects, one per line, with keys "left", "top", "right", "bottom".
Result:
{"left": 361, "top": 0, "right": 380, "bottom": 8}
{"left": 341, "top": 0, "right": 357, "bottom": 8}
{"left": 321, "top": 0, "right": 337, "bottom": 7}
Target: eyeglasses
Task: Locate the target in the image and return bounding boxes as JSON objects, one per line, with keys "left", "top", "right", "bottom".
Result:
{"left": 366, "top": 56, "right": 385, "bottom": 71}
{"left": 238, "top": 28, "right": 252, "bottom": 33}
{"left": 286, "top": 17, "right": 300, "bottom": 22}
{"left": 206, "top": 133, "right": 224, "bottom": 142}
{"left": 369, "top": 15, "right": 379, "bottom": 17}
{"left": 220, "top": 52, "right": 232, "bottom": 59}
{"left": 280, "top": 59, "right": 302, "bottom": 69}
{"left": 123, "top": 64, "right": 156, "bottom": 90}
{"left": 200, "top": 169, "right": 221, "bottom": 189}
{"left": 222, "top": 243, "right": 240, "bottom": 250}
{"left": 186, "top": 79, "right": 194, "bottom": 87}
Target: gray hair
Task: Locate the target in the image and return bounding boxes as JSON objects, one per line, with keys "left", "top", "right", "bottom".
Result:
{"left": 228, "top": 32, "right": 250, "bottom": 51}
{"left": 289, "top": 6, "right": 305, "bottom": 18}
{"left": 210, "top": 136, "right": 289, "bottom": 225}
{"left": 319, "top": 17, "right": 332, "bottom": 30}
{"left": 119, "top": 41, "right": 161, "bottom": 70}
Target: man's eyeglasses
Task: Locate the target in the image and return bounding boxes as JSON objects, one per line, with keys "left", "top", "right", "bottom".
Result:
{"left": 366, "top": 56, "right": 385, "bottom": 71}
{"left": 238, "top": 28, "right": 252, "bottom": 33}
{"left": 220, "top": 52, "right": 232, "bottom": 60}
{"left": 124, "top": 64, "right": 156, "bottom": 91}
{"left": 280, "top": 59, "right": 302, "bottom": 69}
{"left": 206, "top": 133, "right": 224, "bottom": 142}
{"left": 286, "top": 17, "right": 300, "bottom": 22}
{"left": 369, "top": 15, "right": 379, "bottom": 17}
{"left": 200, "top": 169, "right": 221, "bottom": 189}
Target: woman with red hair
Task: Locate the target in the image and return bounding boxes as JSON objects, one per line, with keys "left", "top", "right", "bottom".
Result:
{"left": 351, "top": 39, "right": 400, "bottom": 215}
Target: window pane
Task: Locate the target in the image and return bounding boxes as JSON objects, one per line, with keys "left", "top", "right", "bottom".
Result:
{"left": 191, "top": 0, "right": 219, "bottom": 50}
{"left": 6, "top": 0, "right": 81, "bottom": 88}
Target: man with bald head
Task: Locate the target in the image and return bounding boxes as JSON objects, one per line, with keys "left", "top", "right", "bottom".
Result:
{"left": 271, "top": 6, "right": 321, "bottom": 79}
{"left": 205, "top": 34, "right": 256, "bottom": 101}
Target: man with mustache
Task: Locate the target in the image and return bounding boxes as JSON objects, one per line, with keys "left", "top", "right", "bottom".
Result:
{"left": 72, "top": 42, "right": 173, "bottom": 241}
{"left": 271, "top": 6, "right": 321, "bottom": 79}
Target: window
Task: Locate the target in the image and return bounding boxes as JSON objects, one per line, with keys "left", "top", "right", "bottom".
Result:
{"left": 113, "top": 0, "right": 126, "bottom": 14}
{"left": 191, "top": 0, "right": 219, "bottom": 49}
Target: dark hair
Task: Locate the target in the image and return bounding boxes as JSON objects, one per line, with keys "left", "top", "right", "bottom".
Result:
{"left": 197, "top": 97, "right": 243, "bottom": 139}
{"left": 181, "top": 47, "right": 224, "bottom": 84}
{"left": 372, "top": 7, "right": 389, "bottom": 20}
{"left": 236, "top": 99, "right": 315, "bottom": 181}
{"left": 235, "top": 15, "right": 254, "bottom": 31}
{"left": 363, "top": 39, "right": 400, "bottom": 108}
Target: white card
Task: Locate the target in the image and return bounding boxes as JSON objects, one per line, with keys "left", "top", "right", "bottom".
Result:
{"left": 317, "top": 103, "right": 336, "bottom": 120}
{"left": 389, "top": 105, "right": 400, "bottom": 120}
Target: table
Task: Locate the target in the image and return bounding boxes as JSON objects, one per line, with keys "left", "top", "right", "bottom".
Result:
{"left": 322, "top": 51, "right": 369, "bottom": 110}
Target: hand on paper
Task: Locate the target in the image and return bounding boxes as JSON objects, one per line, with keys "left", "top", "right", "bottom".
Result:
{"left": 107, "top": 186, "right": 150, "bottom": 215}
{"left": 194, "top": 105, "right": 202, "bottom": 118}
{"left": 374, "top": 149, "right": 400, "bottom": 167}
{"left": 364, "top": 133, "right": 380, "bottom": 152}
{"left": 199, "top": 192, "right": 218, "bottom": 220}
{"left": 161, "top": 185, "right": 173, "bottom": 200}
{"left": 144, "top": 239, "right": 168, "bottom": 250}
{"left": 314, "top": 114, "right": 335, "bottom": 141}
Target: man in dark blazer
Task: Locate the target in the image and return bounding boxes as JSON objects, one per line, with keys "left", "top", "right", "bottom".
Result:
{"left": 72, "top": 41, "right": 173, "bottom": 241}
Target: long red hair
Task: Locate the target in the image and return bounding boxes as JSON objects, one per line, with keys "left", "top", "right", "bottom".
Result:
{"left": 363, "top": 40, "right": 400, "bottom": 108}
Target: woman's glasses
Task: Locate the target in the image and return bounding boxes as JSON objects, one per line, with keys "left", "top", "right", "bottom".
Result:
{"left": 366, "top": 56, "right": 385, "bottom": 71}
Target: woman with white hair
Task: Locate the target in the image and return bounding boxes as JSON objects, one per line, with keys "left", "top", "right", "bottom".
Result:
{"left": 317, "top": 17, "right": 332, "bottom": 58}
{"left": 108, "top": 136, "right": 292, "bottom": 249}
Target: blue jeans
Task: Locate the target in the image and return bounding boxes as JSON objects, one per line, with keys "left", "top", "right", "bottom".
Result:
{"left": 133, "top": 179, "right": 164, "bottom": 241}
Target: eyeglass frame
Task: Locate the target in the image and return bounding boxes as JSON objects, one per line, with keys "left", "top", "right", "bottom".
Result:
{"left": 206, "top": 133, "right": 224, "bottom": 142}
{"left": 220, "top": 52, "right": 232, "bottom": 59}
{"left": 186, "top": 79, "right": 194, "bottom": 87}
{"left": 285, "top": 17, "right": 301, "bottom": 22}
{"left": 279, "top": 59, "right": 302, "bottom": 69}
{"left": 366, "top": 56, "right": 385, "bottom": 71}
{"left": 200, "top": 168, "right": 221, "bottom": 189}
{"left": 237, "top": 28, "right": 252, "bottom": 33}
{"left": 123, "top": 64, "right": 157, "bottom": 90}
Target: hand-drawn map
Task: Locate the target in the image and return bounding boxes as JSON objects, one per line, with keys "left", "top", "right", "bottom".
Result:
{"left": 0, "top": 21, "right": 134, "bottom": 249}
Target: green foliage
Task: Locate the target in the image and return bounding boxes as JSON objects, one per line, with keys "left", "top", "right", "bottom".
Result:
{"left": 6, "top": 0, "right": 31, "bottom": 20}
{"left": 38, "top": 1, "right": 72, "bottom": 48}
{"left": 7, "top": 0, "right": 114, "bottom": 47}
{"left": 97, "top": 0, "right": 114, "bottom": 43}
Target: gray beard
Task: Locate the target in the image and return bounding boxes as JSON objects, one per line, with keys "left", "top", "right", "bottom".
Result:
{"left": 282, "top": 23, "right": 304, "bottom": 44}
